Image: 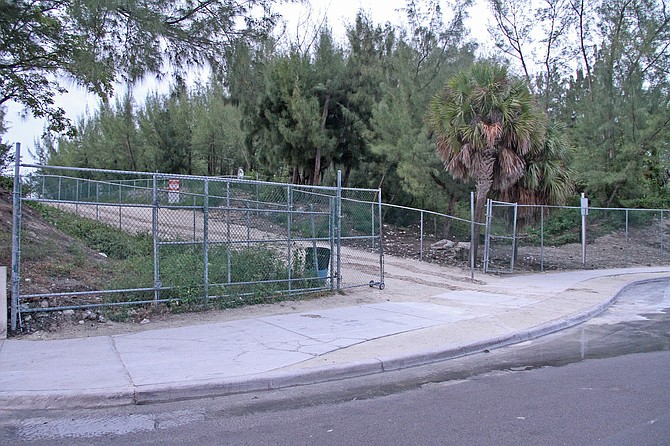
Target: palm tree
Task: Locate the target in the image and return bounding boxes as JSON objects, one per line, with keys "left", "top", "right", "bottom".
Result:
{"left": 427, "top": 62, "right": 546, "bottom": 257}
{"left": 498, "top": 120, "right": 574, "bottom": 209}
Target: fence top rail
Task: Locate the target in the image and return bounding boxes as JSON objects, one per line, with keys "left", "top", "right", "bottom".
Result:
{"left": 381, "top": 202, "right": 477, "bottom": 225}
{"left": 493, "top": 201, "right": 670, "bottom": 213}
{"left": 22, "top": 164, "right": 379, "bottom": 194}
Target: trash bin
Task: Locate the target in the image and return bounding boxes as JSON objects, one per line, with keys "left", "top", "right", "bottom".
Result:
{"left": 306, "top": 247, "right": 330, "bottom": 279}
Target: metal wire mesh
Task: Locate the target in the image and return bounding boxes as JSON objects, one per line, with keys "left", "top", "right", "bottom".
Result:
{"left": 12, "top": 166, "right": 383, "bottom": 321}
{"left": 486, "top": 202, "right": 670, "bottom": 272}
{"left": 380, "top": 202, "right": 474, "bottom": 267}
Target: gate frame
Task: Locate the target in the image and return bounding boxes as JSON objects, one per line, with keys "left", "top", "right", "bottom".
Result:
{"left": 483, "top": 199, "right": 518, "bottom": 274}
{"left": 9, "top": 144, "right": 384, "bottom": 331}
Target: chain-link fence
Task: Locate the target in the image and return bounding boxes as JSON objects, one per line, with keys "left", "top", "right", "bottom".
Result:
{"left": 484, "top": 200, "right": 670, "bottom": 272}
{"left": 380, "top": 201, "right": 477, "bottom": 270}
{"left": 9, "top": 164, "right": 382, "bottom": 330}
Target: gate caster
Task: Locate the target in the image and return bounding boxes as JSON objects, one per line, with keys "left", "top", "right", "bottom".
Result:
{"left": 369, "top": 280, "right": 385, "bottom": 290}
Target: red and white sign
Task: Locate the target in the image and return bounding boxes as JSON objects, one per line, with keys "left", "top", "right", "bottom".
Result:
{"left": 168, "top": 179, "right": 180, "bottom": 204}
{"left": 168, "top": 179, "right": 180, "bottom": 191}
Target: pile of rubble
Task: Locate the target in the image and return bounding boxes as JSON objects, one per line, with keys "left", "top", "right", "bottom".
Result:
{"left": 429, "top": 239, "right": 470, "bottom": 260}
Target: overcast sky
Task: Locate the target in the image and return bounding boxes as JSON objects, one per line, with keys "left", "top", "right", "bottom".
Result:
{"left": 3, "top": 0, "right": 490, "bottom": 158}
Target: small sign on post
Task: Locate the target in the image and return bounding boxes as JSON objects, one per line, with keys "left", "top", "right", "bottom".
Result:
{"left": 581, "top": 194, "right": 589, "bottom": 216}
{"left": 168, "top": 179, "right": 180, "bottom": 204}
{"left": 581, "top": 193, "right": 588, "bottom": 265}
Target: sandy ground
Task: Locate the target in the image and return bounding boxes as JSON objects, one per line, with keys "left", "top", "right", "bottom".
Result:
{"left": 20, "top": 252, "right": 488, "bottom": 341}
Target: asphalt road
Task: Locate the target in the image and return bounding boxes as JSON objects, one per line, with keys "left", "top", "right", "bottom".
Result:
{"left": 2, "top": 279, "right": 669, "bottom": 446}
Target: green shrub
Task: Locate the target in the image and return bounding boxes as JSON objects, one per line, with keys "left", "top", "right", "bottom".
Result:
{"left": 30, "top": 203, "right": 152, "bottom": 259}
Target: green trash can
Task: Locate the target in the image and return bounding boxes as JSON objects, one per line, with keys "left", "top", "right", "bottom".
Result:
{"left": 306, "top": 247, "right": 330, "bottom": 279}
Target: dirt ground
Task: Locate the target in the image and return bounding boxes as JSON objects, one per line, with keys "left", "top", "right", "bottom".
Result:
{"left": 13, "top": 253, "right": 484, "bottom": 341}
{"left": 381, "top": 221, "right": 670, "bottom": 272}
{"left": 4, "top": 191, "right": 668, "bottom": 340}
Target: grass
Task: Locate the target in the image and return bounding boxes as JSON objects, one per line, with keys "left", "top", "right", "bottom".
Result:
{"left": 27, "top": 202, "right": 328, "bottom": 320}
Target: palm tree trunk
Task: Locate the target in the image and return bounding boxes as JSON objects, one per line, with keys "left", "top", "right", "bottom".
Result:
{"left": 472, "top": 157, "right": 496, "bottom": 260}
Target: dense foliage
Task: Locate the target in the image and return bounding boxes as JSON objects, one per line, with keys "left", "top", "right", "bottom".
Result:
{"left": 5, "top": 0, "right": 670, "bottom": 214}
{"left": 0, "top": 0, "right": 281, "bottom": 133}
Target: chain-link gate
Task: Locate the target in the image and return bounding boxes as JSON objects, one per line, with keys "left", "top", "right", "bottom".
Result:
{"left": 9, "top": 158, "right": 384, "bottom": 331}
{"left": 483, "top": 199, "right": 518, "bottom": 274}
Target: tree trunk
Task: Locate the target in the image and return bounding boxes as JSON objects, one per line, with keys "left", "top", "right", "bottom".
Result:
{"left": 124, "top": 135, "right": 137, "bottom": 171}
{"left": 442, "top": 191, "right": 458, "bottom": 238}
{"left": 343, "top": 164, "right": 352, "bottom": 189}
{"left": 472, "top": 156, "right": 496, "bottom": 261}
{"left": 313, "top": 94, "right": 331, "bottom": 186}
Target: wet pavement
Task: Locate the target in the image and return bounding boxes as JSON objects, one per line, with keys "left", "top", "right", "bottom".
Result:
{"left": 1, "top": 278, "right": 669, "bottom": 444}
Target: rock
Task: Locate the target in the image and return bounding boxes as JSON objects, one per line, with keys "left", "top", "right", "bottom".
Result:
{"left": 97, "top": 315, "right": 106, "bottom": 323}
{"left": 23, "top": 314, "right": 32, "bottom": 322}
{"left": 63, "top": 309, "right": 75, "bottom": 316}
{"left": 140, "top": 318, "right": 150, "bottom": 325}
{"left": 87, "top": 312, "right": 98, "bottom": 321}
{"left": 78, "top": 320, "right": 85, "bottom": 325}
{"left": 431, "top": 239, "right": 456, "bottom": 250}
{"left": 455, "top": 241, "right": 471, "bottom": 251}
{"left": 39, "top": 299, "right": 49, "bottom": 308}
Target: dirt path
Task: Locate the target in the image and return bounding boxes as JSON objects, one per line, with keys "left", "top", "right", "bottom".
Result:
{"left": 21, "top": 251, "right": 485, "bottom": 341}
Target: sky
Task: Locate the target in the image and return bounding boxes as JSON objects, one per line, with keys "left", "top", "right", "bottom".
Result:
{"left": 3, "top": 0, "right": 490, "bottom": 159}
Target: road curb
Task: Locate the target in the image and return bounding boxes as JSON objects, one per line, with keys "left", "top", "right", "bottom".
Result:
{"left": 132, "top": 276, "right": 668, "bottom": 406}
{"left": 0, "top": 388, "right": 136, "bottom": 410}
{"left": 133, "top": 358, "right": 385, "bottom": 405}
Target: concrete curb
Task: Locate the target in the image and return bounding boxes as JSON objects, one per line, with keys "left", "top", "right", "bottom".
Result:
{"left": 134, "top": 358, "right": 385, "bottom": 405}
{"left": 131, "top": 276, "right": 670, "bottom": 406}
{"left": 0, "top": 388, "right": 136, "bottom": 410}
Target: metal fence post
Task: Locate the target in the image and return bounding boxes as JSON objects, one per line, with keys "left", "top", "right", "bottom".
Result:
{"left": 330, "top": 196, "right": 335, "bottom": 291}
{"left": 371, "top": 202, "right": 375, "bottom": 249}
{"left": 310, "top": 204, "right": 318, "bottom": 272}
{"left": 255, "top": 172, "right": 260, "bottom": 217}
{"left": 118, "top": 182, "right": 122, "bottom": 229}
{"left": 75, "top": 178, "right": 80, "bottom": 216}
{"left": 246, "top": 206, "right": 251, "bottom": 248}
{"left": 96, "top": 182, "right": 100, "bottom": 221}
{"left": 152, "top": 174, "right": 160, "bottom": 302}
{"left": 661, "top": 210, "right": 665, "bottom": 262}
{"left": 470, "top": 191, "right": 475, "bottom": 280}
{"left": 483, "top": 198, "right": 491, "bottom": 273}
{"left": 287, "top": 184, "right": 293, "bottom": 294}
{"left": 1, "top": 266, "right": 6, "bottom": 339}
{"left": 510, "top": 203, "right": 518, "bottom": 273}
{"left": 540, "top": 206, "right": 545, "bottom": 272}
{"left": 625, "top": 209, "right": 629, "bottom": 267}
{"left": 581, "top": 193, "right": 588, "bottom": 265}
{"left": 419, "top": 210, "right": 424, "bottom": 261}
{"left": 10, "top": 143, "right": 22, "bottom": 331}
{"left": 336, "top": 170, "right": 342, "bottom": 290}
{"left": 377, "top": 188, "right": 384, "bottom": 287}
{"left": 226, "top": 181, "right": 231, "bottom": 284}
{"left": 204, "top": 179, "right": 210, "bottom": 299}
